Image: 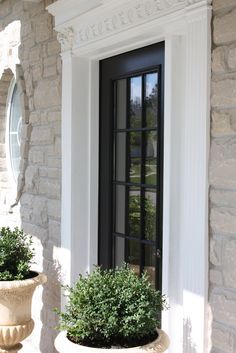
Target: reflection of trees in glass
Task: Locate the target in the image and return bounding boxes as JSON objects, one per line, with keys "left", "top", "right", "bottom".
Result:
{"left": 146, "top": 83, "right": 158, "bottom": 127}
{"left": 129, "top": 195, "right": 156, "bottom": 241}
{"left": 130, "top": 98, "right": 142, "bottom": 128}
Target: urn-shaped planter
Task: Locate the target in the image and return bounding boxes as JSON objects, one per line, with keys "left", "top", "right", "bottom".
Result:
{"left": 0, "top": 272, "right": 47, "bottom": 353}
{"left": 55, "top": 329, "right": 170, "bottom": 353}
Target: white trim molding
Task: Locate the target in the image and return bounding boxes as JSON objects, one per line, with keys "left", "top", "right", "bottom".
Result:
{"left": 47, "top": 1, "right": 212, "bottom": 352}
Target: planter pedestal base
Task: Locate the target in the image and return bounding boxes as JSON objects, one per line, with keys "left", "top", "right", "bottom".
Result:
{"left": 0, "top": 319, "right": 34, "bottom": 353}
{"left": 0, "top": 343, "right": 22, "bottom": 353}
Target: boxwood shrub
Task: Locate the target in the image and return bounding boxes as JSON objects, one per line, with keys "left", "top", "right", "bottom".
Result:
{"left": 56, "top": 265, "right": 167, "bottom": 348}
{"left": 0, "top": 227, "right": 34, "bottom": 281}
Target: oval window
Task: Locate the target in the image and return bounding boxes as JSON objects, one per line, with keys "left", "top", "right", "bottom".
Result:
{"left": 9, "top": 84, "right": 22, "bottom": 181}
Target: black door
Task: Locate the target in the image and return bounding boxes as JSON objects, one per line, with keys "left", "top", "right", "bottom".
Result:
{"left": 99, "top": 42, "right": 164, "bottom": 290}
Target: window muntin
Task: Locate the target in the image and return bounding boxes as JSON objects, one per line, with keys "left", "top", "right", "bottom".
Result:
{"left": 9, "top": 84, "right": 22, "bottom": 181}
{"left": 113, "top": 71, "right": 161, "bottom": 288}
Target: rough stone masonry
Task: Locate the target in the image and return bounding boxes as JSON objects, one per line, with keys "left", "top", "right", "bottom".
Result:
{"left": 0, "top": 1, "right": 61, "bottom": 353}
{"left": 210, "top": 0, "right": 236, "bottom": 352}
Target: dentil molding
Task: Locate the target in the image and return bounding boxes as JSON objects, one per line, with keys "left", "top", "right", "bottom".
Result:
{"left": 48, "top": 0, "right": 212, "bottom": 52}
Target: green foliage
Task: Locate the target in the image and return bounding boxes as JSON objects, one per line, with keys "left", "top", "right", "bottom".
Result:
{"left": 56, "top": 265, "right": 167, "bottom": 348}
{"left": 0, "top": 227, "right": 35, "bottom": 281}
{"left": 129, "top": 195, "right": 156, "bottom": 241}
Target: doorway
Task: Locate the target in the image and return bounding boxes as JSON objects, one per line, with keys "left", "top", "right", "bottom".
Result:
{"left": 99, "top": 42, "right": 165, "bottom": 290}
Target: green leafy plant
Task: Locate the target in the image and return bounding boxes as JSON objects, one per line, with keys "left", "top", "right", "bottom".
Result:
{"left": 0, "top": 227, "right": 35, "bottom": 281}
{"left": 56, "top": 265, "right": 167, "bottom": 348}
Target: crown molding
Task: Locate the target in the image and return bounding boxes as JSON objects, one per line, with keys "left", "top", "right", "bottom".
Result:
{"left": 48, "top": 0, "right": 212, "bottom": 52}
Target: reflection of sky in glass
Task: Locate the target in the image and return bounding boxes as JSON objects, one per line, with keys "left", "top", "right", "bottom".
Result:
{"left": 131, "top": 77, "right": 141, "bottom": 102}
{"left": 146, "top": 73, "right": 158, "bottom": 97}
{"left": 131, "top": 74, "right": 158, "bottom": 100}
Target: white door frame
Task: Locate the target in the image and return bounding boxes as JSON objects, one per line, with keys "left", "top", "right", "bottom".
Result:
{"left": 48, "top": 1, "right": 212, "bottom": 352}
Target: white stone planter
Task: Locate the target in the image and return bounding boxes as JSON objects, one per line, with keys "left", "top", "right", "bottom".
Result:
{"left": 0, "top": 272, "right": 47, "bottom": 353}
{"left": 55, "top": 329, "right": 170, "bottom": 353}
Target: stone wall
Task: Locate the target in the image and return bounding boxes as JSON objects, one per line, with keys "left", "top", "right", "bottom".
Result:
{"left": 210, "top": 0, "right": 236, "bottom": 352}
{"left": 0, "top": 1, "right": 61, "bottom": 353}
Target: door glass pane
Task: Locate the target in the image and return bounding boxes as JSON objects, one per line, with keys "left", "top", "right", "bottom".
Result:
{"left": 145, "top": 131, "right": 157, "bottom": 185}
{"left": 129, "top": 158, "right": 141, "bottom": 184}
{"left": 116, "top": 79, "right": 127, "bottom": 129}
{"left": 115, "top": 185, "right": 126, "bottom": 234}
{"left": 115, "top": 237, "right": 140, "bottom": 275}
{"left": 115, "top": 132, "right": 126, "bottom": 182}
{"left": 145, "top": 73, "right": 158, "bottom": 128}
{"left": 144, "top": 244, "right": 156, "bottom": 287}
{"left": 129, "top": 131, "right": 142, "bottom": 183}
{"left": 130, "top": 76, "right": 142, "bottom": 128}
{"left": 128, "top": 187, "right": 141, "bottom": 237}
{"left": 144, "top": 189, "right": 156, "bottom": 241}
{"left": 115, "top": 236, "right": 125, "bottom": 267}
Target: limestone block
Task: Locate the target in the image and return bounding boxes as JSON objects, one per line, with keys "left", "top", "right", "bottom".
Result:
{"left": 21, "top": 123, "right": 32, "bottom": 140}
{"left": 23, "top": 1, "right": 44, "bottom": 17}
{"left": 213, "top": 0, "right": 236, "bottom": 11}
{"left": 38, "top": 179, "right": 61, "bottom": 199}
{"left": 20, "top": 193, "right": 33, "bottom": 208}
{"left": 210, "top": 207, "right": 236, "bottom": 236}
{"left": 39, "top": 167, "right": 47, "bottom": 177}
{"left": 210, "top": 188, "right": 236, "bottom": 209}
{"left": 20, "top": 141, "right": 30, "bottom": 158}
{"left": 211, "top": 136, "right": 236, "bottom": 161}
{"left": 21, "top": 22, "right": 33, "bottom": 38}
{"left": 0, "top": 1, "right": 11, "bottom": 17}
{"left": 210, "top": 236, "right": 222, "bottom": 266}
{"left": 211, "top": 290, "right": 236, "bottom": 327}
{"left": 212, "top": 79, "right": 236, "bottom": 108}
{"left": 32, "top": 63, "right": 43, "bottom": 82}
{"left": 32, "top": 197, "right": 48, "bottom": 226}
{"left": 47, "top": 157, "right": 61, "bottom": 168}
{"left": 29, "top": 149, "right": 45, "bottom": 165}
{"left": 211, "top": 110, "right": 236, "bottom": 137}
{"left": 21, "top": 206, "right": 33, "bottom": 223}
{"left": 212, "top": 47, "right": 226, "bottom": 73}
{"left": 228, "top": 47, "right": 236, "bottom": 70}
{"left": 29, "top": 46, "right": 41, "bottom": 64}
{"left": 44, "top": 56, "right": 57, "bottom": 67}
{"left": 43, "top": 65, "right": 57, "bottom": 78}
{"left": 22, "top": 222, "right": 48, "bottom": 243}
{"left": 25, "top": 166, "right": 39, "bottom": 193}
{"left": 212, "top": 325, "right": 234, "bottom": 353}
{"left": 34, "top": 14, "right": 52, "bottom": 44}
{"left": 47, "top": 168, "right": 61, "bottom": 179}
{"left": 47, "top": 199, "right": 61, "bottom": 220}
{"left": 54, "top": 136, "right": 61, "bottom": 155}
{"left": 210, "top": 269, "right": 223, "bottom": 286}
{"left": 31, "top": 126, "right": 53, "bottom": 145}
{"left": 47, "top": 111, "right": 61, "bottom": 122}
{"left": 47, "top": 40, "right": 61, "bottom": 56}
{"left": 57, "top": 56, "right": 62, "bottom": 74}
{"left": 214, "top": 9, "right": 236, "bottom": 45}
{"left": 29, "top": 97, "right": 34, "bottom": 111}
{"left": 34, "top": 78, "right": 61, "bottom": 109}
{"left": 210, "top": 159, "right": 236, "bottom": 188}
{"left": 223, "top": 239, "right": 236, "bottom": 289}
{"left": 24, "top": 70, "right": 33, "bottom": 97}
{"left": 49, "top": 220, "right": 60, "bottom": 243}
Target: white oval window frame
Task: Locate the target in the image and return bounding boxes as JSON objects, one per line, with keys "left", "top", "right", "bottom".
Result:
{"left": 6, "top": 78, "right": 22, "bottom": 184}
